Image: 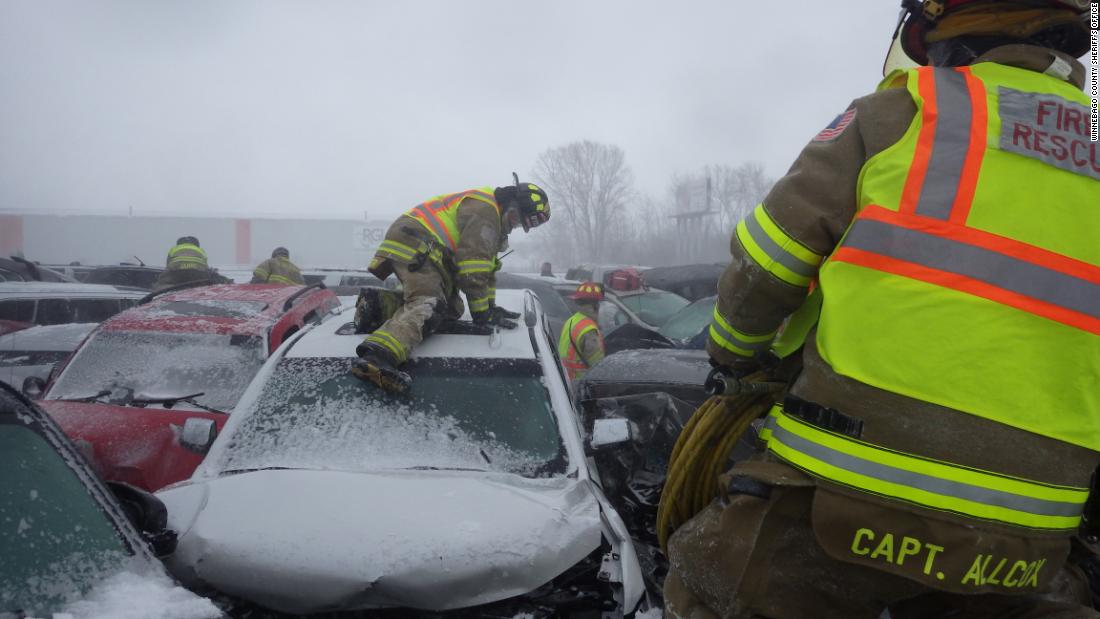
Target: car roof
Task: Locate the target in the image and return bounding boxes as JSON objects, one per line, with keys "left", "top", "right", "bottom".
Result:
{"left": 0, "top": 322, "right": 98, "bottom": 350}
{"left": 0, "top": 282, "right": 147, "bottom": 298}
{"left": 287, "top": 289, "right": 539, "bottom": 361}
{"left": 102, "top": 284, "right": 327, "bottom": 336}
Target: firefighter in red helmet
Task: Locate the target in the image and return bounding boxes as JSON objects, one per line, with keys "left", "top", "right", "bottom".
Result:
{"left": 557, "top": 282, "right": 606, "bottom": 382}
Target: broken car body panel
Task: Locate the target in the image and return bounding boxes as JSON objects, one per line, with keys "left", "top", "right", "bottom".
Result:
{"left": 158, "top": 290, "right": 646, "bottom": 615}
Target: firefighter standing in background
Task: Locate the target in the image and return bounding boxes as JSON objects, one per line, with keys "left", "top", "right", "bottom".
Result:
{"left": 250, "top": 246, "right": 304, "bottom": 285}
{"left": 151, "top": 236, "right": 228, "bottom": 292}
{"left": 558, "top": 282, "right": 606, "bottom": 381}
{"left": 352, "top": 177, "right": 550, "bottom": 393}
{"left": 665, "top": 1, "right": 1100, "bottom": 618}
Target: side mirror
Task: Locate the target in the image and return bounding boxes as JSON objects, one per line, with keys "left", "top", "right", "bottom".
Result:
{"left": 22, "top": 375, "right": 46, "bottom": 399}
{"left": 106, "top": 481, "right": 178, "bottom": 557}
{"left": 180, "top": 418, "right": 217, "bottom": 455}
{"left": 588, "top": 418, "right": 637, "bottom": 451}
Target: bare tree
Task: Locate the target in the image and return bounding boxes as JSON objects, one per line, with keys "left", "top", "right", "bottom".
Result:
{"left": 532, "top": 141, "right": 634, "bottom": 265}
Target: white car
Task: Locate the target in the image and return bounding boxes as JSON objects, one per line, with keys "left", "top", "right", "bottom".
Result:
{"left": 157, "top": 289, "right": 650, "bottom": 617}
{"left": 0, "top": 282, "right": 146, "bottom": 329}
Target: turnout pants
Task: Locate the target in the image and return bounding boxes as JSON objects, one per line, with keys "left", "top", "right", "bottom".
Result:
{"left": 363, "top": 262, "right": 462, "bottom": 363}
{"left": 664, "top": 461, "right": 1096, "bottom": 619}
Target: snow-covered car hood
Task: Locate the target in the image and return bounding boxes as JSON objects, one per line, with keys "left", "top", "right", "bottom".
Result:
{"left": 160, "top": 468, "right": 603, "bottom": 614}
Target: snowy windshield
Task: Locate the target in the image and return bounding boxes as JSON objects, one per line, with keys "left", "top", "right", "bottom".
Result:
{"left": 0, "top": 422, "right": 131, "bottom": 615}
{"left": 48, "top": 330, "right": 265, "bottom": 411}
{"left": 617, "top": 290, "right": 690, "bottom": 327}
{"left": 659, "top": 296, "right": 716, "bottom": 341}
{"left": 214, "top": 357, "right": 567, "bottom": 478}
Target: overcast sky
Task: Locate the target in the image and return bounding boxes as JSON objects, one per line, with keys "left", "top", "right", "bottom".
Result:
{"left": 0, "top": 1, "right": 902, "bottom": 221}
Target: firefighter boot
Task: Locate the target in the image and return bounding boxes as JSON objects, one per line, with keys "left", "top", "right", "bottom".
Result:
{"left": 351, "top": 341, "right": 411, "bottom": 393}
{"left": 353, "top": 286, "right": 404, "bottom": 335}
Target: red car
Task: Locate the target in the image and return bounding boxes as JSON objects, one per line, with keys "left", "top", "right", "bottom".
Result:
{"left": 37, "top": 283, "right": 341, "bottom": 491}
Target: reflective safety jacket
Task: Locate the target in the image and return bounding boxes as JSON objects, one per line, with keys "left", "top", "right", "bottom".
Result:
{"left": 371, "top": 188, "right": 505, "bottom": 314}
{"left": 558, "top": 311, "right": 605, "bottom": 381}
{"left": 166, "top": 243, "right": 208, "bottom": 271}
{"left": 713, "top": 51, "right": 1100, "bottom": 534}
{"left": 803, "top": 64, "right": 1097, "bottom": 530}
{"left": 251, "top": 256, "right": 304, "bottom": 285}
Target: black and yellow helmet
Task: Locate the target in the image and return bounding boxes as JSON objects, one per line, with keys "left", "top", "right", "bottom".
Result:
{"left": 499, "top": 173, "right": 550, "bottom": 233}
{"left": 896, "top": 0, "right": 1091, "bottom": 66}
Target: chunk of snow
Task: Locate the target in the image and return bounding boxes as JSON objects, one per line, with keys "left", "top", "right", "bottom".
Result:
{"left": 57, "top": 569, "right": 220, "bottom": 619}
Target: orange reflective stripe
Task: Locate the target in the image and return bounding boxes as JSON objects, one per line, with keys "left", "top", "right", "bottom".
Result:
{"left": 833, "top": 205, "right": 1100, "bottom": 335}
{"left": 571, "top": 317, "right": 597, "bottom": 342}
{"left": 900, "top": 68, "right": 938, "bottom": 216}
{"left": 411, "top": 202, "right": 458, "bottom": 251}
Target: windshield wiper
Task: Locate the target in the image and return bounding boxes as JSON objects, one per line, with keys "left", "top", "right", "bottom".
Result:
{"left": 129, "top": 392, "right": 229, "bottom": 415}
{"left": 405, "top": 466, "right": 489, "bottom": 472}
{"left": 53, "top": 389, "right": 113, "bottom": 403}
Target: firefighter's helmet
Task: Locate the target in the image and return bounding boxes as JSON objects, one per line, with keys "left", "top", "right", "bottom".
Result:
{"left": 894, "top": 0, "right": 1090, "bottom": 67}
{"left": 571, "top": 281, "right": 605, "bottom": 303}
{"left": 272, "top": 246, "right": 290, "bottom": 258}
{"left": 499, "top": 173, "right": 550, "bottom": 233}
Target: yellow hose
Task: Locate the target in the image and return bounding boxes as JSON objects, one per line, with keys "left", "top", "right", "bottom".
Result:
{"left": 657, "top": 373, "right": 778, "bottom": 553}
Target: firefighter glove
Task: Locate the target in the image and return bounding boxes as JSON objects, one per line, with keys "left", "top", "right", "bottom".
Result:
{"left": 473, "top": 309, "right": 518, "bottom": 330}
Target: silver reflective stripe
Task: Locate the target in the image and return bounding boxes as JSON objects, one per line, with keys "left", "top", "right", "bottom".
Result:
{"left": 742, "top": 213, "right": 818, "bottom": 278}
{"left": 769, "top": 421, "right": 1084, "bottom": 518}
{"left": 709, "top": 317, "right": 772, "bottom": 352}
{"left": 843, "top": 219, "right": 1100, "bottom": 320}
{"left": 412, "top": 204, "right": 454, "bottom": 249}
{"left": 915, "top": 68, "right": 972, "bottom": 220}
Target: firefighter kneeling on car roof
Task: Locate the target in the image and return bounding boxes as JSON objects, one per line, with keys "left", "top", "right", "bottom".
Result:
{"left": 663, "top": 1, "right": 1100, "bottom": 618}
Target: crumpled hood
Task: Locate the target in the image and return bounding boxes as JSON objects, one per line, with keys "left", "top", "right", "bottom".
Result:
{"left": 159, "top": 468, "right": 602, "bottom": 614}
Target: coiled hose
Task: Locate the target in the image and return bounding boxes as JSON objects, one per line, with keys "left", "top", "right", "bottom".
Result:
{"left": 656, "top": 372, "right": 782, "bottom": 553}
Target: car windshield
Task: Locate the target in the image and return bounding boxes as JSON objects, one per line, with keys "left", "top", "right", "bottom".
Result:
{"left": 213, "top": 357, "right": 567, "bottom": 478}
{"left": 48, "top": 330, "right": 265, "bottom": 410}
{"left": 0, "top": 422, "right": 134, "bottom": 615}
{"left": 659, "top": 296, "right": 717, "bottom": 341}
{"left": 617, "top": 290, "right": 690, "bottom": 326}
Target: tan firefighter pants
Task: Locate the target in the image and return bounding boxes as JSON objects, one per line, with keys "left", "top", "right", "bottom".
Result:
{"left": 664, "top": 477, "right": 1096, "bottom": 619}
{"left": 361, "top": 262, "right": 462, "bottom": 363}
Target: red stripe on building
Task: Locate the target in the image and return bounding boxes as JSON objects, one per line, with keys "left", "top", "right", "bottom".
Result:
{"left": 0, "top": 215, "right": 24, "bottom": 256}
{"left": 235, "top": 219, "right": 251, "bottom": 265}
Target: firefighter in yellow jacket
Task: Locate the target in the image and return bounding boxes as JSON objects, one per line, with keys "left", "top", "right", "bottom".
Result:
{"left": 352, "top": 177, "right": 550, "bottom": 392}
{"left": 151, "top": 236, "right": 228, "bottom": 292}
{"left": 665, "top": 1, "right": 1100, "bottom": 618}
{"left": 558, "top": 282, "right": 606, "bottom": 381}
{"left": 250, "top": 247, "right": 304, "bottom": 285}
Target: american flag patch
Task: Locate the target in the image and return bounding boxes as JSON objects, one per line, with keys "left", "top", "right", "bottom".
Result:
{"left": 813, "top": 107, "right": 856, "bottom": 142}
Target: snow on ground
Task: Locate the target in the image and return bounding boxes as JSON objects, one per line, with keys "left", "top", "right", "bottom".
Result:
{"left": 52, "top": 569, "right": 220, "bottom": 619}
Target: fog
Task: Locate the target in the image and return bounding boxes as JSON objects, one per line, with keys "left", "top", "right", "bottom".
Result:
{"left": 1, "top": 1, "right": 900, "bottom": 222}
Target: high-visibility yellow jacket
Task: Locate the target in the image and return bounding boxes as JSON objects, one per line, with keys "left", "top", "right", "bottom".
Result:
{"left": 715, "top": 54, "right": 1100, "bottom": 534}
{"left": 251, "top": 256, "right": 304, "bottom": 285}
{"left": 371, "top": 188, "right": 505, "bottom": 314}
{"left": 558, "top": 311, "right": 604, "bottom": 381}
{"left": 165, "top": 243, "right": 208, "bottom": 271}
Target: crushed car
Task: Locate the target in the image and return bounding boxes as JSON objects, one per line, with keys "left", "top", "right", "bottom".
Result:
{"left": 637, "top": 263, "right": 723, "bottom": 302}
{"left": 0, "top": 255, "right": 75, "bottom": 283}
{"left": 0, "top": 322, "right": 97, "bottom": 389}
{"left": 156, "top": 290, "right": 653, "bottom": 617}
{"left": 0, "top": 380, "right": 219, "bottom": 619}
{"left": 35, "top": 283, "right": 341, "bottom": 491}
{"left": 571, "top": 347, "right": 758, "bottom": 603}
